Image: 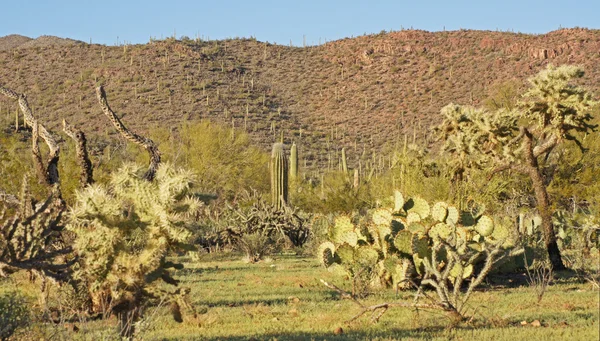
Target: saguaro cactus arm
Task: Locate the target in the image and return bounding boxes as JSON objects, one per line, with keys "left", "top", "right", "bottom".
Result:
{"left": 96, "top": 86, "right": 161, "bottom": 181}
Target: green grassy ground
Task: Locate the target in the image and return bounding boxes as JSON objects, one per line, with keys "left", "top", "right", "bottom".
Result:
{"left": 4, "top": 253, "right": 599, "bottom": 340}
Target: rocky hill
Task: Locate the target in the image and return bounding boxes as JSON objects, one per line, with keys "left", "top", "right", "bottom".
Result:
{"left": 0, "top": 29, "right": 599, "bottom": 169}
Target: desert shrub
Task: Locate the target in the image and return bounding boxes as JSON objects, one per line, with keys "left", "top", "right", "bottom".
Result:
{"left": 145, "top": 121, "right": 270, "bottom": 201}
{"left": 0, "top": 291, "right": 30, "bottom": 340}
{"left": 199, "top": 191, "right": 310, "bottom": 262}
{"left": 292, "top": 170, "right": 372, "bottom": 214}
{"left": 0, "top": 131, "right": 48, "bottom": 199}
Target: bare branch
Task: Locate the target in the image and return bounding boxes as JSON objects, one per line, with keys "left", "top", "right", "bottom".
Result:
{"left": 63, "top": 119, "right": 94, "bottom": 187}
{"left": 31, "top": 121, "right": 47, "bottom": 183}
{"left": 0, "top": 85, "right": 60, "bottom": 186}
{"left": 320, "top": 278, "right": 365, "bottom": 308}
{"left": 320, "top": 279, "right": 444, "bottom": 324}
{"left": 95, "top": 86, "right": 160, "bottom": 181}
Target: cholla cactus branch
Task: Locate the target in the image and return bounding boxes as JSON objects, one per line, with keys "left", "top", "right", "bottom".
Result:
{"left": 0, "top": 178, "right": 71, "bottom": 282}
{"left": 95, "top": 86, "right": 161, "bottom": 181}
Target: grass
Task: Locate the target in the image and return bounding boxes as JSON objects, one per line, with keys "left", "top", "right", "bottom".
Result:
{"left": 4, "top": 252, "right": 598, "bottom": 340}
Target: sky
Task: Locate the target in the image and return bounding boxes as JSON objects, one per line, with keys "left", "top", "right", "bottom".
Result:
{"left": 2, "top": 1, "right": 599, "bottom": 46}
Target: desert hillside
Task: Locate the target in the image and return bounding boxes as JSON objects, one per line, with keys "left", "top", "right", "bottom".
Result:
{"left": 1, "top": 29, "right": 599, "bottom": 168}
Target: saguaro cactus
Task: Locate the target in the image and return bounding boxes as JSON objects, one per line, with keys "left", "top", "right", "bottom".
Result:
{"left": 270, "top": 143, "right": 288, "bottom": 209}
{"left": 341, "top": 147, "right": 348, "bottom": 173}
{"left": 290, "top": 142, "right": 298, "bottom": 180}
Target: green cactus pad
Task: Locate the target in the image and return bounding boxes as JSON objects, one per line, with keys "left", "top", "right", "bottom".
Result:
{"left": 406, "top": 212, "right": 422, "bottom": 225}
{"left": 460, "top": 211, "right": 477, "bottom": 226}
{"left": 475, "top": 215, "right": 495, "bottom": 237}
{"left": 407, "top": 223, "right": 426, "bottom": 235}
{"left": 391, "top": 219, "right": 404, "bottom": 235}
{"left": 372, "top": 208, "right": 393, "bottom": 226}
{"left": 412, "top": 254, "right": 426, "bottom": 275}
{"left": 333, "top": 215, "right": 354, "bottom": 234}
{"left": 393, "top": 190, "right": 405, "bottom": 213}
{"left": 489, "top": 220, "right": 512, "bottom": 246}
{"left": 411, "top": 234, "right": 430, "bottom": 258}
{"left": 446, "top": 206, "right": 459, "bottom": 225}
{"left": 356, "top": 246, "right": 380, "bottom": 266}
{"left": 328, "top": 263, "right": 350, "bottom": 278}
{"left": 383, "top": 255, "right": 401, "bottom": 273}
{"left": 467, "top": 241, "right": 484, "bottom": 252}
{"left": 377, "top": 224, "right": 392, "bottom": 239}
{"left": 392, "top": 258, "right": 414, "bottom": 290}
{"left": 339, "top": 231, "right": 358, "bottom": 247}
{"left": 335, "top": 243, "right": 355, "bottom": 264}
{"left": 406, "top": 197, "right": 430, "bottom": 219}
{"left": 431, "top": 202, "right": 448, "bottom": 222}
{"left": 394, "top": 230, "right": 413, "bottom": 257}
{"left": 449, "top": 263, "right": 474, "bottom": 279}
{"left": 317, "top": 242, "right": 336, "bottom": 268}
{"left": 429, "top": 223, "right": 451, "bottom": 240}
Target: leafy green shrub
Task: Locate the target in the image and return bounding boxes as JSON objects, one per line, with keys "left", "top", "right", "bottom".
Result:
{"left": 292, "top": 170, "right": 372, "bottom": 214}
{"left": 0, "top": 291, "right": 30, "bottom": 340}
{"left": 146, "top": 121, "right": 270, "bottom": 201}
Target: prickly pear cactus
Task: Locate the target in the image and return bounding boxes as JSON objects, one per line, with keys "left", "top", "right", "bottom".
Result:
{"left": 431, "top": 202, "right": 448, "bottom": 222}
{"left": 475, "top": 215, "right": 494, "bottom": 237}
{"left": 446, "top": 206, "right": 459, "bottom": 225}
{"left": 394, "top": 230, "right": 413, "bottom": 257}
{"left": 317, "top": 190, "right": 516, "bottom": 292}
{"left": 393, "top": 190, "right": 405, "bottom": 213}
{"left": 405, "top": 197, "right": 430, "bottom": 220}
{"left": 318, "top": 242, "right": 336, "bottom": 268}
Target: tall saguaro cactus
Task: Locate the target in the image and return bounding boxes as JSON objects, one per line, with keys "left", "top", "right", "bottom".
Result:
{"left": 341, "top": 147, "right": 348, "bottom": 173}
{"left": 270, "top": 143, "right": 288, "bottom": 209}
{"left": 290, "top": 142, "right": 298, "bottom": 180}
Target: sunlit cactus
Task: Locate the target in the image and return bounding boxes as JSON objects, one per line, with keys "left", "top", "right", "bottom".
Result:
{"left": 270, "top": 143, "right": 288, "bottom": 209}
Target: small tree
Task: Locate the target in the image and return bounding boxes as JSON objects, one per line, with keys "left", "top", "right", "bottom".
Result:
{"left": 437, "top": 65, "right": 597, "bottom": 270}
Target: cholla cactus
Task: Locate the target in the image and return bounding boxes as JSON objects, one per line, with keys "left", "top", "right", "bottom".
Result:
{"left": 436, "top": 65, "right": 598, "bottom": 271}
{"left": 68, "top": 162, "right": 201, "bottom": 337}
{"left": 0, "top": 175, "right": 72, "bottom": 281}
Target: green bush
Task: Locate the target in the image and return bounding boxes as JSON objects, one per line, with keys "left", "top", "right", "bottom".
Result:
{"left": 146, "top": 121, "right": 270, "bottom": 201}
{"left": 0, "top": 291, "right": 30, "bottom": 340}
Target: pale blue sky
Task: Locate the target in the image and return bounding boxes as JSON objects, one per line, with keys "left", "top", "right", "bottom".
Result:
{"left": 2, "top": 1, "right": 599, "bottom": 46}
